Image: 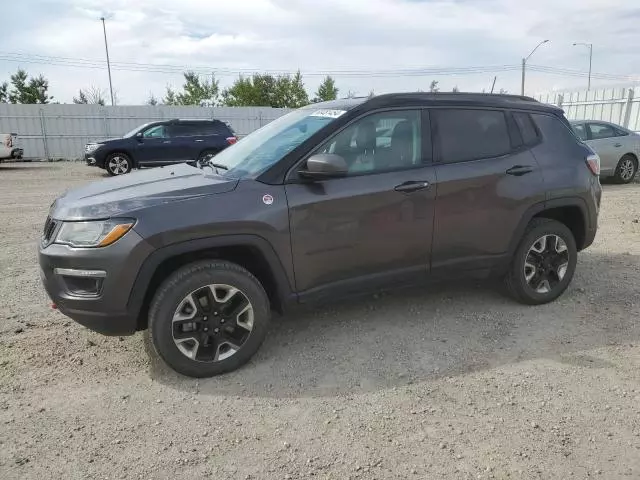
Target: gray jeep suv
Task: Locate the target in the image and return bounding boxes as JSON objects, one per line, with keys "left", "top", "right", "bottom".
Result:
{"left": 39, "top": 93, "right": 602, "bottom": 377}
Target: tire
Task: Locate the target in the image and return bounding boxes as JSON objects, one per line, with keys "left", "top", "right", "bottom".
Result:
{"left": 505, "top": 218, "right": 578, "bottom": 305}
{"left": 148, "top": 260, "right": 271, "bottom": 377}
{"left": 105, "top": 153, "right": 132, "bottom": 176}
{"left": 613, "top": 154, "right": 638, "bottom": 184}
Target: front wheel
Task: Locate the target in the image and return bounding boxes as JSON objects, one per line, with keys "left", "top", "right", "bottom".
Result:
{"left": 614, "top": 154, "right": 638, "bottom": 184}
{"left": 148, "top": 260, "right": 270, "bottom": 377}
{"left": 505, "top": 218, "right": 578, "bottom": 305}
{"left": 105, "top": 153, "right": 132, "bottom": 176}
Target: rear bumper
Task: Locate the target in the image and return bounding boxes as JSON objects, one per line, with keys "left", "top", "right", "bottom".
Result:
{"left": 38, "top": 228, "right": 155, "bottom": 336}
{"left": 581, "top": 177, "right": 602, "bottom": 250}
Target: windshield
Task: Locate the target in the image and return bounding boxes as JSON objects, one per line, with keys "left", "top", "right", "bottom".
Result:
{"left": 123, "top": 123, "right": 152, "bottom": 138}
{"left": 209, "top": 108, "right": 346, "bottom": 178}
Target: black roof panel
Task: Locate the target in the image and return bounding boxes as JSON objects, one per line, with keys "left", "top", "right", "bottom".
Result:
{"left": 305, "top": 92, "right": 561, "bottom": 114}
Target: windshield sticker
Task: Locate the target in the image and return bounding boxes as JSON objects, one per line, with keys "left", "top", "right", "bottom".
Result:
{"left": 309, "top": 109, "right": 346, "bottom": 118}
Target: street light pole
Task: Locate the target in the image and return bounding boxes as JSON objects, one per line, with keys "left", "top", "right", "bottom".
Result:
{"left": 521, "top": 39, "right": 550, "bottom": 96}
{"left": 573, "top": 42, "right": 593, "bottom": 91}
{"left": 100, "top": 17, "right": 115, "bottom": 106}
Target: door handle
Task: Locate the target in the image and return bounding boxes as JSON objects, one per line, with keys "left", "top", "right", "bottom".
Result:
{"left": 394, "top": 181, "right": 430, "bottom": 193}
{"left": 195, "top": 139, "right": 204, "bottom": 142}
{"left": 614, "top": 143, "right": 622, "bottom": 148}
{"left": 505, "top": 165, "right": 533, "bottom": 176}
{"left": 162, "top": 140, "right": 171, "bottom": 144}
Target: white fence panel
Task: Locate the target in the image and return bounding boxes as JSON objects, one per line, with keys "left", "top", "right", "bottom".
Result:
{"left": 535, "top": 86, "right": 640, "bottom": 132}
{"left": 0, "top": 104, "right": 292, "bottom": 160}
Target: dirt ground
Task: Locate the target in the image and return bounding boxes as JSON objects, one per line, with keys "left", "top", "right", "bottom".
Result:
{"left": 1, "top": 162, "right": 639, "bottom": 480}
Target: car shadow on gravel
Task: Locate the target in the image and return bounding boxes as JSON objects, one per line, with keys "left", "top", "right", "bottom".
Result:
{"left": 147, "top": 251, "right": 640, "bottom": 398}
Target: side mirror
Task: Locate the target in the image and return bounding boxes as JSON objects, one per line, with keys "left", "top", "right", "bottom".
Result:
{"left": 298, "top": 154, "right": 348, "bottom": 180}
{"left": 135, "top": 132, "right": 143, "bottom": 141}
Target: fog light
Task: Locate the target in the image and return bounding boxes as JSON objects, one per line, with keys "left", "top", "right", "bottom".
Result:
{"left": 54, "top": 268, "right": 106, "bottom": 297}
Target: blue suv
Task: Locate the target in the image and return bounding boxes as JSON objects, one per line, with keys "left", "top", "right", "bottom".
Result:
{"left": 84, "top": 119, "right": 237, "bottom": 175}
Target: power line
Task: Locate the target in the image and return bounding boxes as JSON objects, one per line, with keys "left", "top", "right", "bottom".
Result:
{"left": 0, "top": 51, "right": 519, "bottom": 77}
{"left": 0, "top": 51, "right": 636, "bottom": 82}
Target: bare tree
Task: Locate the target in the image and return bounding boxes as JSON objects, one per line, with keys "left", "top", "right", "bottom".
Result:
{"left": 73, "top": 86, "right": 106, "bottom": 105}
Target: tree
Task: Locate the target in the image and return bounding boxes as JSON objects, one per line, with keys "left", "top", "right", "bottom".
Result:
{"left": 164, "top": 86, "right": 178, "bottom": 105}
{"left": 314, "top": 75, "right": 338, "bottom": 102}
{"left": 6, "top": 69, "right": 53, "bottom": 104}
{"left": 222, "top": 71, "right": 309, "bottom": 108}
{"left": 73, "top": 86, "right": 106, "bottom": 105}
{"left": 165, "top": 71, "right": 219, "bottom": 106}
{"left": 429, "top": 80, "right": 439, "bottom": 93}
{"left": 0, "top": 82, "right": 7, "bottom": 103}
{"left": 147, "top": 93, "right": 159, "bottom": 106}
{"left": 368, "top": 90, "right": 375, "bottom": 98}
{"left": 499, "top": 88, "right": 509, "bottom": 94}
{"left": 452, "top": 85, "right": 460, "bottom": 92}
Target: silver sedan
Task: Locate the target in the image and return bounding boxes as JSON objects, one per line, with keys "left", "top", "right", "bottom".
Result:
{"left": 570, "top": 120, "right": 639, "bottom": 183}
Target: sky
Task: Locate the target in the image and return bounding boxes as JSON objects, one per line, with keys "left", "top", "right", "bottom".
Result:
{"left": 2, "top": 0, "right": 640, "bottom": 105}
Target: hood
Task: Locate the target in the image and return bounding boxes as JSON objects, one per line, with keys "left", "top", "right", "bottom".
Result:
{"left": 51, "top": 163, "right": 238, "bottom": 220}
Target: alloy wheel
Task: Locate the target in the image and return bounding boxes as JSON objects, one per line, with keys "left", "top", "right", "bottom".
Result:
{"left": 108, "top": 156, "right": 130, "bottom": 175}
{"left": 523, "top": 234, "right": 569, "bottom": 294}
{"left": 619, "top": 158, "right": 635, "bottom": 181}
{"left": 172, "top": 284, "right": 254, "bottom": 362}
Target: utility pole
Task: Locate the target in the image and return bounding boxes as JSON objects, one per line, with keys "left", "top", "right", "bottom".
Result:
{"left": 100, "top": 17, "right": 115, "bottom": 106}
{"left": 490, "top": 76, "right": 497, "bottom": 94}
{"left": 521, "top": 40, "right": 549, "bottom": 96}
{"left": 573, "top": 42, "right": 593, "bottom": 91}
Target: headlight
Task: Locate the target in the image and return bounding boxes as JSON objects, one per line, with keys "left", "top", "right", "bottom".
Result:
{"left": 85, "top": 143, "right": 101, "bottom": 153}
{"left": 55, "top": 219, "right": 135, "bottom": 248}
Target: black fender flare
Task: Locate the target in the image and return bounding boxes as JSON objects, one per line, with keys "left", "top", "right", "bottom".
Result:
{"left": 506, "top": 196, "right": 590, "bottom": 261}
{"left": 126, "top": 234, "right": 296, "bottom": 325}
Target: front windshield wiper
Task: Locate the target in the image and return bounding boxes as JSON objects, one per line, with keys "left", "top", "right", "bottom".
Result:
{"left": 199, "top": 160, "right": 229, "bottom": 175}
{"left": 208, "top": 163, "right": 228, "bottom": 170}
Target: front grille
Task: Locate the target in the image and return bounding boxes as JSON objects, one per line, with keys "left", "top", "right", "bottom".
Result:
{"left": 42, "top": 216, "right": 58, "bottom": 246}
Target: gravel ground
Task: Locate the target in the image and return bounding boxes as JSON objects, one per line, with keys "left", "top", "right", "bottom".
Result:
{"left": 1, "top": 162, "right": 640, "bottom": 480}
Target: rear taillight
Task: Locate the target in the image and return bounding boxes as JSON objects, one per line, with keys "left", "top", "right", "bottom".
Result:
{"left": 226, "top": 136, "right": 237, "bottom": 145}
{"left": 586, "top": 152, "right": 600, "bottom": 176}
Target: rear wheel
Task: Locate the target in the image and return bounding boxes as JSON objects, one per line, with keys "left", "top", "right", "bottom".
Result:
{"left": 148, "top": 260, "right": 270, "bottom": 377}
{"left": 505, "top": 218, "right": 578, "bottom": 305}
{"left": 614, "top": 154, "right": 637, "bottom": 184}
{"left": 106, "top": 153, "right": 132, "bottom": 176}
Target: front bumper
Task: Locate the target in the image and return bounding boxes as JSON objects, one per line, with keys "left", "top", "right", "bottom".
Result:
{"left": 84, "top": 151, "right": 105, "bottom": 167}
{"left": 39, "top": 228, "right": 154, "bottom": 336}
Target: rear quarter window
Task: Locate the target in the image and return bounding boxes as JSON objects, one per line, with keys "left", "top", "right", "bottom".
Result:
{"left": 531, "top": 113, "right": 587, "bottom": 160}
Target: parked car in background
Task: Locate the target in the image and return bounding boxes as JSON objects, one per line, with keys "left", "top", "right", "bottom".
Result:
{"left": 84, "top": 119, "right": 237, "bottom": 176}
{"left": 0, "top": 133, "right": 24, "bottom": 162}
{"left": 40, "top": 93, "right": 601, "bottom": 377}
{"left": 571, "top": 120, "right": 639, "bottom": 183}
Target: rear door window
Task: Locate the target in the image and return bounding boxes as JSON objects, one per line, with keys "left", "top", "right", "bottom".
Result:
{"left": 434, "top": 109, "right": 511, "bottom": 163}
{"left": 168, "top": 124, "right": 199, "bottom": 137}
